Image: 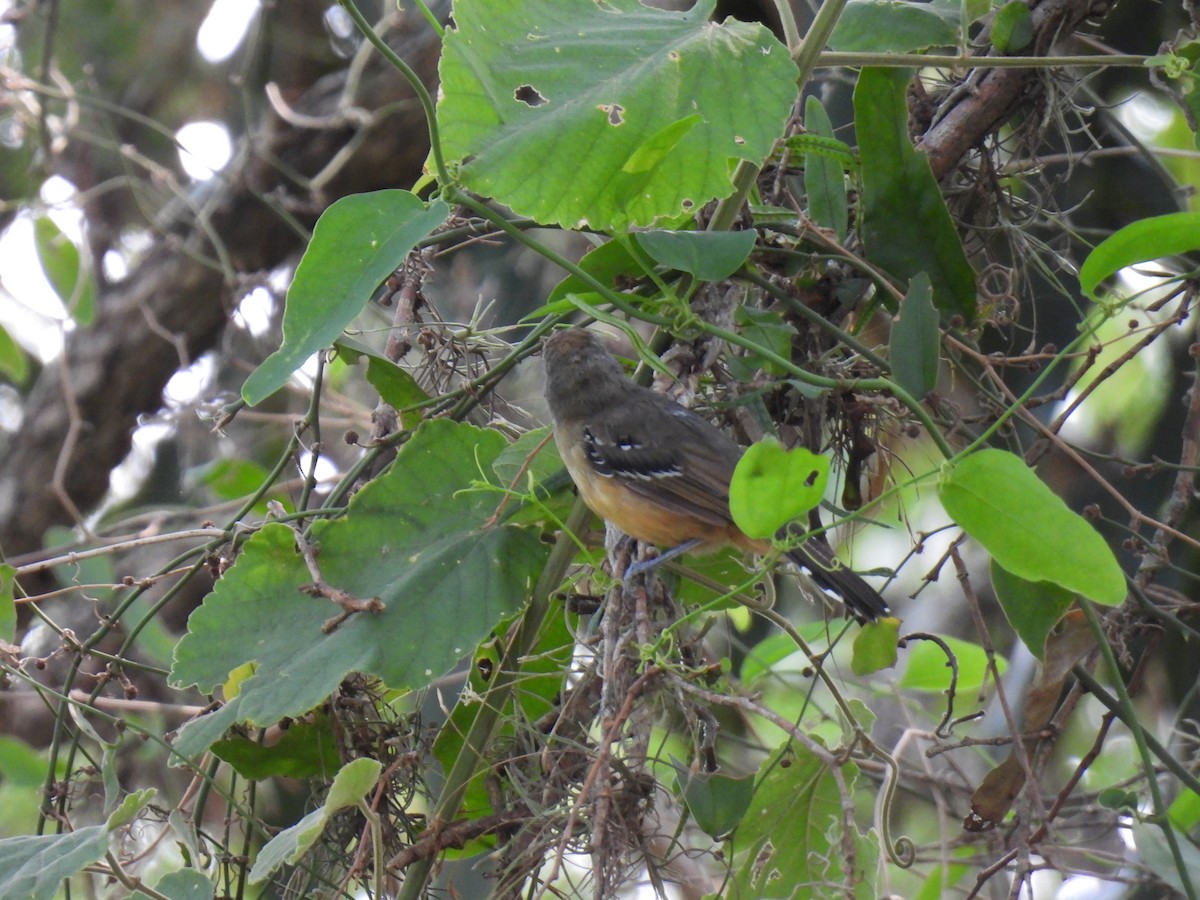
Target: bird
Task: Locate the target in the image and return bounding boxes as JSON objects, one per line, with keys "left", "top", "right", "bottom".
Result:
{"left": 541, "top": 327, "right": 888, "bottom": 622}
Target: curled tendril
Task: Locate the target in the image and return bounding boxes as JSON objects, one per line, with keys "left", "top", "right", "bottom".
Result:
{"left": 874, "top": 743, "right": 916, "bottom": 868}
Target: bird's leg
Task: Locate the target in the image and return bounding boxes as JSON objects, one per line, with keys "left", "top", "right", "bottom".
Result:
{"left": 623, "top": 539, "right": 703, "bottom": 580}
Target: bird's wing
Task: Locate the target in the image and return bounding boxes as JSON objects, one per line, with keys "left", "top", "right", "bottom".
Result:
{"left": 579, "top": 397, "right": 740, "bottom": 527}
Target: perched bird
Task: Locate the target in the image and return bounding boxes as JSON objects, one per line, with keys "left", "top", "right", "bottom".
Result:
{"left": 541, "top": 328, "right": 888, "bottom": 622}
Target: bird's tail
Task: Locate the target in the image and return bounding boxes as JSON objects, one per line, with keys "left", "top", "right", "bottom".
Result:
{"left": 784, "top": 542, "right": 889, "bottom": 622}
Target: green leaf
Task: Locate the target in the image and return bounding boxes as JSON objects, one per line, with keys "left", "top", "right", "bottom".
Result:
{"left": 912, "top": 852, "right": 972, "bottom": 900}
{"left": 830, "top": 0, "right": 959, "bottom": 53}
{"left": 191, "top": 459, "right": 276, "bottom": 504}
{"left": 729, "top": 438, "right": 829, "bottom": 540}
{"left": 850, "top": 616, "right": 899, "bottom": 675}
{"left": 249, "top": 758, "right": 382, "bottom": 884}
{"left": 1133, "top": 821, "right": 1200, "bottom": 896}
{"left": 0, "top": 326, "right": 29, "bottom": 386}
{"left": 242, "top": 191, "right": 448, "bottom": 405}
{"left": 0, "top": 736, "right": 53, "bottom": 787}
{"left": 0, "top": 826, "right": 109, "bottom": 900}
{"left": 992, "top": 0, "right": 1033, "bottom": 53}
{"left": 1168, "top": 787, "right": 1200, "bottom": 831}
{"left": 674, "top": 758, "right": 755, "bottom": 838}
{"left": 212, "top": 718, "right": 341, "bottom": 780}
{"left": 1078, "top": 211, "right": 1200, "bottom": 299}
{"left": 988, "top": 560, "right": 1075, "bottom": 659}
{"left": 802, "top": 96, "right": 849, "bottom": 240}
{"left": 540, "top": 239, "right": 644, "bottom": 314}
{"left": 33, "top": 216, "right": 95, "bottom": 325}
{"left": 169, "top": 421, "right": 550, "bottom": 754}
{"left": 740, "top": 628, "right": 829, "bottom": 685}
{"left": 726, "top": 741, "right": 876, "bottom": 897}
{"left": 899, "top": 634, "right": 1005, "bottom": 693}
{"left": 0, "top": 564, "right": 14, "bottom": 644}
{"left": 365, "top": 357, "right": 428, "bottom": 413}
{"left": 438, "top": 0, "right": 799, "bottom": 230}
{"left": 106, "top": 788, "right": 156, "bottom": 830}
{"left": 634, "top": 229, "right": 756, "bottom": 281}
{"left": 130, "top": 869, "right": 215, "bottom": 900}
{"left": 621, "top": 114, "right": 703, "bottom": 173}
{"left": 731, "top": 306, "right": 797, "bottom": 378}
{"left": 855, "top": 68, "right": 976, "bottom": 319}
{"left": 325, "top": 757, "right": 382, "bottom": 809}
{"left": 333, "top": 336, "right": 431, "bottom": 426}
{"left": 938, "top": 449, "right": 1126, "bottom": 606}
{"left": 889, "top": 271, "right": 940, "bottom": 398}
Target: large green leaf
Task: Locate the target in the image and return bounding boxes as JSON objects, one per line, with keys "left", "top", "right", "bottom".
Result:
{"left": 169, "top": 421, "right": 549, "bottom": 752}
{"left": 1078, "top": 211, "right": 1200, "bottom": 299}
{"left": 242, "top": 191, "right": 448, "bottom": 405}
{"left": 437, "top": 0, "right": 798, "bottom": 230}
{"left": 939, "top": 449, "right": 1126, "bottom": 606}
{"left": 855, "top": 68, "right": 976, "bottom": 319}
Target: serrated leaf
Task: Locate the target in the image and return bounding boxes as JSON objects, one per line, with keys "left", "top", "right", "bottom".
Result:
{"left": 634, "top": 229, "right": 756, "bottom": 281}
{"left": 169, "top": 421, "right": 550, "bottom": 755}
{"left": 438, "top": 0, "right": 799, "bottom": 230}
{"left": 889, "top": 271, "right": 940, "bottom": 397}
{"left": 830, "top": 0, "right": 959, "bottom": 53}
{"left": 855, "top": 68, "right": 976, "bottom": 319}
{"left": 1078, "top": 211, "right": 1200, "bottom": 299}
{"left": 802, "top": 96, "right": 849, "bottom": 240}
{"left": 730, "top": 438, "right": 829, "bottom": 540}
{"left": 939, "top": 449, "right": 1126, "bottom": 606}
{"left": 242, "top": 191, "right": 448, "bottom": 405}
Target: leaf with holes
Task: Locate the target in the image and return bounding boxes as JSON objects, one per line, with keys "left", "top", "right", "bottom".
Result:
{"left": 438, "top": 0, "right": 798, "bottom": 230}
{"left": 730, "top": 438, "right": 829, "bottom": 540}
